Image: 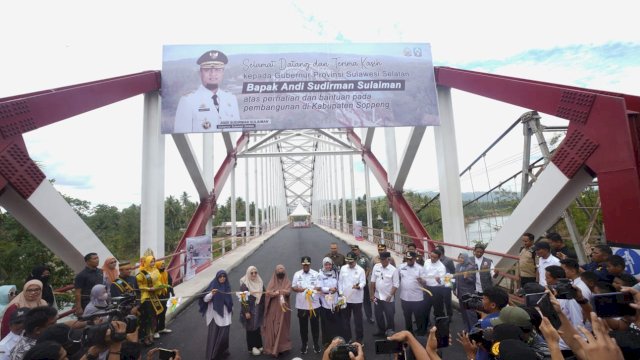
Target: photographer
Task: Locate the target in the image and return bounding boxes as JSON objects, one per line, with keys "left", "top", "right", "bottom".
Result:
{"left": 544, "top": 266, "right": 583, "bottom": 357}
{"left": 464, "top": 286, "right": 509, "bottom": 360}
{"left": 322, "top": 338, "right": 363, "bottom": 360}
{"left": 79, "top": 320, "right": 128, "bottom": 360}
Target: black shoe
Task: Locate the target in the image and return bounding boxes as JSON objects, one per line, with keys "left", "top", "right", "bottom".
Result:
{"left": 301, "top": 344, "right": 308, "bottom": 354}
{"left": 313, "top": 343, "right": 321, "bottom": 353}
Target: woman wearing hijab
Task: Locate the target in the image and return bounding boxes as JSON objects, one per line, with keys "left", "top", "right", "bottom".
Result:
{"left": 0, "top": 285, "right": 17, "bottom": 319}
{"left": 317, "top": 257, "right": 345, "bottom": 347}
{"left": 454, "top": 252, "right": 479, "bottom": 331}
{"left": 261, "top": 264, "right": 292, "bottom": 357}
{"left": 0, "top": 280, "right": 47, "bottom": 339}
{"left": 239, "top": 266, "right": 265, "bottom": 356}
{"left": 136, "top": 256, "right": 162, "bottom": 346}
{"left": 82, "top": 284, "right": 109, "bottom": 319}
{"left": 200, "top": 270, "right": 233, "bottom": 360}
{"left": 101, "top": 257, "right": 119, "bottom": 290}
{"left": 26, "top": 266, "right": 56, "bottom": 308}
{"left": 155, "top": 260, "right": 174, "bottom": 337}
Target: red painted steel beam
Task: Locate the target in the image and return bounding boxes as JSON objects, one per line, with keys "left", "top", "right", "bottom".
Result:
{"left": 0, "top": 71, "right": 161, "bottom": 199}
{"left": 0, "top": 71, "right": 161, "bottom": 140}
{"left": 168, "top": 133, "right": 249, "bottom": 279}
{"left": 346, "top": 129, "right": 432, "bottom": 251}
{"left": 435, "top": 66, "right": 640, "bottom": 248}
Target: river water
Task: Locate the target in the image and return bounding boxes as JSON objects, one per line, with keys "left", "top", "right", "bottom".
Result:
{"left": 465, "top": 215, "right": 510, "bottom": 246}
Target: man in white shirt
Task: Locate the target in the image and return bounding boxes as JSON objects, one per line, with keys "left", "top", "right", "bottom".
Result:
{"left": 0, "top": 308, "right": 27, "bottom": 360}
{"left": 545, "top": 265, "right": 584, "bottom": 353}
{"left": 560, "top": 258, "right": 593, "bottom": 302}
{"left": 338, "top": 252, "right": 366, "bottom": 343}
{"left": 535, "top": 242, "right": 561, "bottom": 287}
{"left": 370, "top": 252, "right": 399, "bottom": 336}
{"left": 473, "top": 244, "right": 496, "bottom": 295}
{"left": 421, "top": 249, "right": 447, "bottom": 334}
{"left": 397, "top": 251, "right": 428, "bottom": 334}
{"left": 292, "top": 256, "right": 321, "bottom": 354}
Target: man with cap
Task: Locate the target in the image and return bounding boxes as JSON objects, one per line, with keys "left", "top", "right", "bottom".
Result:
{"left": 490, "top": 306, "right": 552, "bottom": 360}
{"left": 338, "top": 252, "right": 366, "bottom": 344}
{"left": 397, "top": 251, "right": 428, "bottom": 334}
{"left": 292, "top": 256, "right": 321, "bottom": 354}
{"left": 370, "top": 251, "right": 399, "bottom": 336}
{"left": 406, "top": 243, "right": 424, "bottom": 266}
{"left": 110, "top": 260, "right": 141, "bottom": 318}
{"left": 373, "top": 243, "right": 396, "bottom": 267}
{"left": 534, "top": 241, "right": 560, "bottom": 286}
{"left": 351, "top": 244, "right": 374, "bottom": 324}
{"left": 0, "top": 308, "right": 27, "bottom": 360}
{"left": 173, "top": 49, "right": 240, "bottom": 133}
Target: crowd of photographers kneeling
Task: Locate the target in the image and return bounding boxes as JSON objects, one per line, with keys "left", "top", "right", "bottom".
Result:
{"left": 1, "top": 305, "right": 182, "bottom": 360}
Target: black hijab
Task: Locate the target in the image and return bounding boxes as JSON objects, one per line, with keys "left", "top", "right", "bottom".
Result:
{"left": 27, "top": 265, "right": 55, "bottom": 306}
{"left": 199, "top": 270, "right": 233, "bottom": 317}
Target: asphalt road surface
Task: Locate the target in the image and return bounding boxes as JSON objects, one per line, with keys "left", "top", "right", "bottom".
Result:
{"left": 152, "top": 226, "right": 467, "bottom": 359}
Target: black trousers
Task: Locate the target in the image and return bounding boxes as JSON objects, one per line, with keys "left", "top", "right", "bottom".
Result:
{"left": 157, "top": 298, "right": 168, "bottom": 331}
{"left": 343, "top": 303, "right": 363, "bottom": 342}
{"left": 438, "top": 287, "right": 453, "bottom": 319}
{"left": 320, "top": 307, "right": 346, "bottom": 346}
{"left": 246, "top": 328, "right": 263, "bottom": 351}
{"left": 401, "top": 300, "right": 425, "bottom": 334}
{"left": 297, "top": 309, "right": 320, "bottom": 346}
{"left": 362, "top": 282, "right": 373, "bottom": 320}
{"left": 419, "top": 286, "right": 445, "bottom": 335}
{"left": 374, "top": 299, "right": 395, "bottom": 333}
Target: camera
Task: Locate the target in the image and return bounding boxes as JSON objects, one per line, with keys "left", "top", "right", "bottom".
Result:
{"left": 552, "top": 278, "right": 576, "bottom": 300}
{"left": 468, "top": 326, "right": 493, "bottom": 351}
{"left": 330, "top": 337, "right": 358, "bottom": 360}
{"left": 79, "top": 293, "right": 138, "bottom": 347}
{"left": 460, "top": 293, "right": 484, "bottom": 311}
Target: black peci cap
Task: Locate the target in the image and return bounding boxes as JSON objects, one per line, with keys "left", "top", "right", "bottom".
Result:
{"left": 197, "top": 50, "right": 228, "bottom": 69}
{"left": 301, "top": 256, "right": 311, "bottom": 265}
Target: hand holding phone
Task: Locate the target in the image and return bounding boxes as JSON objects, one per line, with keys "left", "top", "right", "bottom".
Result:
{"left": 435, "top": 316, "right": 450, "bottom": 348}
{"left": 374, "top": 339, "right": 404, "bottom": 354}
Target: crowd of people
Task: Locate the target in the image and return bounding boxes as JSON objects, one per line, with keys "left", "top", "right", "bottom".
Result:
{"left": 1, "top": 233, "right": 640, "bottom": 360}
{"left": 0, "top": 253, "right": 178, "bottom": 360}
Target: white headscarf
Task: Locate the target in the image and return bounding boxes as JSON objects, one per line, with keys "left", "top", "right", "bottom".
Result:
{"left": 240, "top": 266, "right": 264, "bottom": 304}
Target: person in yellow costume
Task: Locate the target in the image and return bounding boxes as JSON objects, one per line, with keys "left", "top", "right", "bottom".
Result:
{"left": 154, "top": 260, "right": 175, "bottom": 338}
{"left": 136, "top": 256, "right": 163, "bottom": 346}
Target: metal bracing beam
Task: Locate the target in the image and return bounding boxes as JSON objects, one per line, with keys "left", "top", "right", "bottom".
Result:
{"left": 297, "top": 131, "right": 354, "bottom": 150}
{"left": 346, "top": 129, "right": 431, "bottom": 248}
{"left": 172, "top": 134, "right": 209, "bottom": 199}
{"left": 222, "top": 132, "right": 233, "bottom": 154}
{"left": 238, "top": 150, "right": 359, "bottom": 158}
{"left": 393, "top": 126, "right": 426, "bottom": 192}
{"left": 245, "top": 131, "right": 299, "bottom": 153}
{"left": 363, "top": 128, "right": 375, "bottom": 150}
{"left": 316, "top": 129, "right": 357, "bottom": 149}
{"left": 244, "top": 130, "right": 283, "bottom": 153}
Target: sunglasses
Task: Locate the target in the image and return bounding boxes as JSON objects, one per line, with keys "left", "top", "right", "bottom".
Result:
{"left": 250, "top": 272, "right": 257, "bottom": 275}
{"left": 26, "top": 288, "right": 41, "bottom": 293}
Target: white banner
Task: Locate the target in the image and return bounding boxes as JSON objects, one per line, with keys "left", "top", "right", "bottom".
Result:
{"left": 161, "top": 43, "right": 439, "bottom": 133}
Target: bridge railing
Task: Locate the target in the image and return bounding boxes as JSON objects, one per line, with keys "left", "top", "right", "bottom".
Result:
{"left": 317, "top": 219, "right": 523, "bottom": 301}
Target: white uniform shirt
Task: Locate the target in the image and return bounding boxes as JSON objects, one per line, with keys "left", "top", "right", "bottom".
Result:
{"left": 538, "top": 255, "right": 561, "bottom": 286}
{"left": 0, "top": 332, "right": 21, "bottom": 360}
{"left": 371, "top": 263, "right": 399, "bottom": 301}
{"left": 423, "top": 260, "right": 446, "bottom": 287}
{"left": 173, "top": 85, "right": 240, "bottom": 133}
{"left": 318, "top": 270, "right": 339, "bottom": 310}
{"left": 572, "top": 277, "right": 593, "bottom": 302}
{"left": 292, "top": 269, "right": 321, "bottom": 309}
{"left": 558, "top": 298, "right": 584, "bottom": 350}
{"left": 339, "top": 264, "right": 366, "bottom": 304}
{"left": 474, "top": 256, "right": 496, "bottom": 292}
{"left": 397, "top": 263, "right": 428, "bottom": 302}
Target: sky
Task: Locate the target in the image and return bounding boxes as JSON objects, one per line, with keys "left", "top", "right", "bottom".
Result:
{"left": 0, "top": 0, "right": 639, "bottom": 211}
